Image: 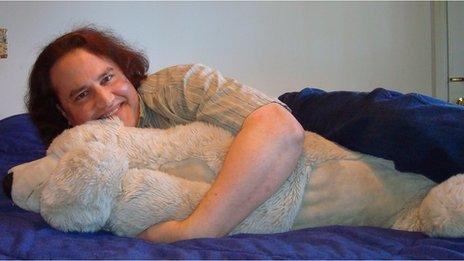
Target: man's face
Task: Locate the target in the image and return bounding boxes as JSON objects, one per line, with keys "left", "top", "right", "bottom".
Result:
{"left": 50, "top": 48, "right": 140, "bottom": 127}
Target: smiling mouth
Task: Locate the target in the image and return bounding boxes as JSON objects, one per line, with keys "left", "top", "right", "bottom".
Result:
{"left": 99, "top": 104, "right": 122, "bottom": 119}
{"left": 22, "top": 181, "right": 43, "bottom": 212}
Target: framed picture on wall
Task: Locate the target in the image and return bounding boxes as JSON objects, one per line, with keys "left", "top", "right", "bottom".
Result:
{"left": 0, "top": 28, "right": 7, "bottom": 59}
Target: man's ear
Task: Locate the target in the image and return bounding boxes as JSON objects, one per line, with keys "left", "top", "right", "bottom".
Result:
{"left": 40, "top": 142, "right": 129, "bottom": 233}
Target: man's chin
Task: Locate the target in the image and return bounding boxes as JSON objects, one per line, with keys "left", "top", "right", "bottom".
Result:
{"left": 115, "top": 113, "right": 136, "bottom": 127}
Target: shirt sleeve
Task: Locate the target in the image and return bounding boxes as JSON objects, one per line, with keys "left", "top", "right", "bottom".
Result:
{"left": 138, "top": 64, "right": 288, "bottom": 134}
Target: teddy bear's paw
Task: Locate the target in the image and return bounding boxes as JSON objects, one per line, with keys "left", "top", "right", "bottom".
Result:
{"left": 419, "top": 174, "right": 464, "bottom": 237}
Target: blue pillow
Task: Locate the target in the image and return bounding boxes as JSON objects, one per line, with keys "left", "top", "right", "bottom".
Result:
{"left": 279, "top": 88, "right": 464, "bottom": 183}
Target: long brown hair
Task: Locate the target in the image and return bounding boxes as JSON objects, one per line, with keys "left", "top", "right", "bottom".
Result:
{"left": 26, "top": 26, "right": 149, "bottom": 145}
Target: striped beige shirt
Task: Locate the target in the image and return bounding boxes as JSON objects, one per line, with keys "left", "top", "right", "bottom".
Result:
{"left": 137, "top": 64, "right": 287, "bottom": 134}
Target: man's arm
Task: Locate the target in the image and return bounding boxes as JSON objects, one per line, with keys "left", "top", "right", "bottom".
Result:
{"left": 138, "top": 102, "right": 305, "bottom": 242}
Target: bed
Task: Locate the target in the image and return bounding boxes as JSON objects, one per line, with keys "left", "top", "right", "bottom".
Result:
{"left": 2, "top": 87, "right": 464, "bottom": 259}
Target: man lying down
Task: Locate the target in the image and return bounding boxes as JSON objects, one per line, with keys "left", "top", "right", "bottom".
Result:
{"left": 4, "top": 25, "right": 464, "bottom": 243}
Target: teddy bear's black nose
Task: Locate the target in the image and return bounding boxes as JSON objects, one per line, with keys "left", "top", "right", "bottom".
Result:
{"left": 3, "top": 171, "right": 13, "bottom": 200}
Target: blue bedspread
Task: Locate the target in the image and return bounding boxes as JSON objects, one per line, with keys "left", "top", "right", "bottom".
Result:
{"left": 279, "top": 88, "right": 464, "bottom": 183}
{"left": 2, "top": 88, "right": 464, "bottom": 259}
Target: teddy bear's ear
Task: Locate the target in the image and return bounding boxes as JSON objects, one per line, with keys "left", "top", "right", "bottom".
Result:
{"left": 40, "top": 141, "right": 128, "bottom": 233}
{"left": 47, "top": 118, "right": 123, "bottom": 157}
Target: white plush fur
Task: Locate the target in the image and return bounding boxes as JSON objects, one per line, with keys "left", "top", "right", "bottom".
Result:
{"left": 8, "top": 119, "right": 464, "bottom": 238}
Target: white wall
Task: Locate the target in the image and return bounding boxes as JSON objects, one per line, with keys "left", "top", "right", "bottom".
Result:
{"left": 0, "top": 2, "right": 432, "bottom": 120}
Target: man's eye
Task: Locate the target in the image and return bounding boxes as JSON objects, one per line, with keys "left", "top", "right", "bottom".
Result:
{"left": 75, "top": 90, "right": 89, "bottom": 101}
{"left": 101, "top": 74, "right": 114, "bottom": 85}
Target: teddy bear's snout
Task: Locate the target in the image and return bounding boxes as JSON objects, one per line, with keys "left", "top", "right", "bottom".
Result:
{"left": 3, "top": 171, "right": 13, "bottom": 200}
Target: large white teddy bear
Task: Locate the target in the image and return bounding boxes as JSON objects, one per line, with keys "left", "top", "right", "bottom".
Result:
{"left": 7, "top": 119, "right": 464, "bottom": 238}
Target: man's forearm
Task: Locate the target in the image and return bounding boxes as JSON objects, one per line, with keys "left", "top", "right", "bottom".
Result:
{"left": 182, "top": 103, "right": 305, "bottom": 238}
{"left": 137, "top": 103, "right": 305, "bottom": 242}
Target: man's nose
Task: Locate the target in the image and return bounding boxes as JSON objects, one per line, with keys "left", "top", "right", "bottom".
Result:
{"left": 95, "top": 87, "right": 115, "bottom": 108}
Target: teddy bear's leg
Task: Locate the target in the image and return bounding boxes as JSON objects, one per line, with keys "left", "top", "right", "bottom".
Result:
{"left": 108, "top": 168, "right": 211, "bottom": 237}
{"left": 418, "top": 174, "right": 464, "bottom": 237}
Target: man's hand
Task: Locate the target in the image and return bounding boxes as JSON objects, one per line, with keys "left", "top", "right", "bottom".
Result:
{"left": 137, "top": 220, "right": 191, "bottom": 243}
